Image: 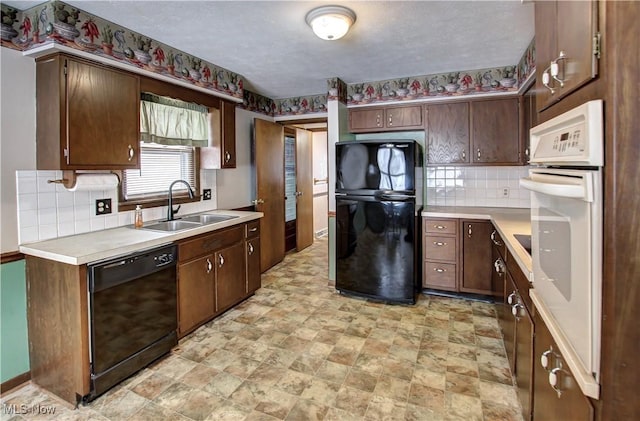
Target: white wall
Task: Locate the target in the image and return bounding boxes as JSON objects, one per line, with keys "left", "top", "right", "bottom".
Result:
{"left": 1, "top": 49, "right": 36, "bottom": 253}
{"left": 216, "top": 108, "right": 272, "bottom": 209}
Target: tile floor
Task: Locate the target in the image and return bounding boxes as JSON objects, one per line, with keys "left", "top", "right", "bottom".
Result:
{"left": 1, "top": 238, "right": 523, "bottom": 421}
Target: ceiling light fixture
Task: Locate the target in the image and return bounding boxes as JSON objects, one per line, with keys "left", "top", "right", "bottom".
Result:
{"left": 305, "top": 5, "right": 356, "bottom": 41}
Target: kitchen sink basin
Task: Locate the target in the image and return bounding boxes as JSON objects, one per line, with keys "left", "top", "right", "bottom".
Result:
{"left": 140, "top": 220, "right": 202, "bottom": 232}
{"left": 180, "top": 214, "right": 238, "bottom": 224}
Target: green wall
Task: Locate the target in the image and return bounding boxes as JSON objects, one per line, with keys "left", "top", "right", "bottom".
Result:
{"left": 0, "top": 260, "right": 30, "bottom": 383}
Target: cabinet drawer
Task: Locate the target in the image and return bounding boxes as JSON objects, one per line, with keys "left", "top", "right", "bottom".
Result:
{"left": 424, "top": 235, "right": 457, "bottom": 261}
{"left": 246, "top": 220, "right": 260, "bottom": 239}
{"left": 424, "top": 218, "right": 458, "bottom": 236}
{"left": 179, "top": 226, "right": 243, "bottom": 262}
{"left": 424, "top": 262, "right": 457, "bottom": 290}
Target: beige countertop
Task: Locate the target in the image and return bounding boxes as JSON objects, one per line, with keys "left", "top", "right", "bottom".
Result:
{"left": 19, "top": 210, "right": 263, "bottom": 266}
{"left": 422, "top": 206, "right": 532, "bottom": 278}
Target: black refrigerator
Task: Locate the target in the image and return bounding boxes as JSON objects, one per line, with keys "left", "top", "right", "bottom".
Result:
{"left": 335, "top": 139, "right": 421, "bottom": 304}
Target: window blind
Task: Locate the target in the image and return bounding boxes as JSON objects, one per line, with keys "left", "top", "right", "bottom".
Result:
{"left": 123, "top": 144, "right": 196, "bottom": 200}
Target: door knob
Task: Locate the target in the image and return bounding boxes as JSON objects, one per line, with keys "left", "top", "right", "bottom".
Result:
{"left": 251, "top": 198, "right": 265, "bottom": 205}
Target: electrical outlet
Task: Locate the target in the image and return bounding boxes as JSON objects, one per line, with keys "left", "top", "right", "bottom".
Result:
{"left": 96, "top": 198, "right": 112, "bottom": 215}
{"left": 501, "top": 187, "right": 510, "bottom": 198}
{"left": 203, "top": 189, "right": 212, "bottom": 200}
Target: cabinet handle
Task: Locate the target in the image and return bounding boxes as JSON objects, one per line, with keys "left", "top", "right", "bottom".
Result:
{"left": 494, "top": 258, "right": 504, "bottom": 274}
{"left": 433, "top": 224, "right": 446, "bottom": 230}
{"left": 461, "top": 150, "right": 466, "bottom": 160}
{"left": 433, "top": 268, "right": 446, "bottom": 273}
{"left": 541, "top": 349, "right": 553, "bottom": 371}
{"left": 376, "top": 115, "right": 381, "bottom": 127}
{"left": 248, "top": 242, "right": 254, "bottom": 255}
{"left": 467, "top": 224, "right": 472, "bottom": 238}
{"left": 206, "top": 258, "right": 212, "bottom": 273}
{"left": 507, "top": 291, "right": 516, "bottom": 305}
{"left": 127, "top": 144, "right": 135, "bottom": 161}
{"left": 511, "top": 303, "right": 523, "bottom": 319}
{"left": 476, "top": 148, "right": 481, "bottom": 159}
{"left": 218, "top": 254, "right": 225, "bottom": 267}
{"left": 433, "top": 241, "right": 447, "bottom": 246}
{"left": 249, "top": 227, "right": 258, "bottom": 232}
{"left": 490, "top": 230, "right": 503, "bottom": 246}
{"left": 388, "top": 114, "right": 393, "bottom": 126}
{"left": 550, "top": 51, "right": 567, "bottom": 87}
{"left": 549, "top": 367, "right": 564, "bottom": 398}
{"left": 224, "top": 151, "right": 231, "bottom": 163}
{"left": 542, "top": 68, "right": 556, "bottom": 94}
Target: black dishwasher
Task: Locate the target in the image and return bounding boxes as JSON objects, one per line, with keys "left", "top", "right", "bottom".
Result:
{"left": 87, "top": 244, "right": 177, "bottom": 401}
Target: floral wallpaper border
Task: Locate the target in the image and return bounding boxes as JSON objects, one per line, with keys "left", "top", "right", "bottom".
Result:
{"left": 517, "top": 37, "right": 536, "bottom": 86}
{"left": 2, "top": 2, "right": 536, "bottom": 118}
{"left": 1, "top": 1, "right": 244, "bottom": 99}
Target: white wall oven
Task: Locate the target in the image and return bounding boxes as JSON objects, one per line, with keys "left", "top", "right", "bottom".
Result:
{"left": 520, "top": 100, "right": 603, "bottom": 399}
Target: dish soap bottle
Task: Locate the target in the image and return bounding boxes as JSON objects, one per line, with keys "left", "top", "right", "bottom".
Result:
{"left": 134, "top": 205, "right": 143, "bottom": 228}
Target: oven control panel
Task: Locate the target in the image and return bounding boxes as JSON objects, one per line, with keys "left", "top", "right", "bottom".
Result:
{"left": 529, "top": 100, "right": 603, "bottom": 166}
{"left": 534, "top": 122, "right": 586, "bottom": 158}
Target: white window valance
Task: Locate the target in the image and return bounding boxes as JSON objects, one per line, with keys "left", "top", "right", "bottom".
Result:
{"left": 140, "top": 93, "right": 209, "bottom": 147}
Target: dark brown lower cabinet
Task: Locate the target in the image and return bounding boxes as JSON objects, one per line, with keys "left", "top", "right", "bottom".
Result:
{"left": 246, "top": 237, "right": 261, "bottom": 294}
{"left": 215, "top": 242, "right": 246, "bottom": 313}
{"left": 177, "top": 221, "right": 261, "bottom": 338}
{"left": 177, "top": 254, "right": 215, "bottom": 336}
{"left": 460, "top": 220, "right": 493, "bottom": 294}
{"left": 514, "top": 293, "right": 534, "bottom": 421}
{"left": 533, "top": 311, "right": 594, "bottom": 421}
{"left": 498, "top": 264, "right": 533, "bottom": 421}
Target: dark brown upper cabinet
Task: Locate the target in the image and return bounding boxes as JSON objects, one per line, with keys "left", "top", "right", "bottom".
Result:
{"left": 220, "top": 100, "right": 236, "bottom": 168}
{"left": 36, "top": 54, "right": 140, "bottom": 170}
{"left": 349, "top": 104, "right": 423, "bottom": 133}
{"left": 535, "top": 0, "right": 599, "bottom": 111}
{"left": 425, "top": 97, "right": 521, "bottom": 165}
{"left": 426, "top": 102, "right": 470, "bottom": 164}
{"left": 471, "top": 98, "right": 520, "bottom": 164}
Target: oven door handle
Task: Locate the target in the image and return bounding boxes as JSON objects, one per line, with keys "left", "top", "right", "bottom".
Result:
{"left": 520, "top": 177, "right": 587, "bottom": 200}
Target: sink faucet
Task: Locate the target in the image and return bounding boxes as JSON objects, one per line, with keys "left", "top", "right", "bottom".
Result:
{"left": 167, "top": 180, "right": 195, "bottom": 221}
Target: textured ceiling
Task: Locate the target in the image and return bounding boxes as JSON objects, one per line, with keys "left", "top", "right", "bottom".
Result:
{"left": 5, "top": 1, "right": 535, "bottom": 99}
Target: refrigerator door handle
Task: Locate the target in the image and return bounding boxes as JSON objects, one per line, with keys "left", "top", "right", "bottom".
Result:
{"left": 377, "top": 194, "right": 415, "bottom": 202}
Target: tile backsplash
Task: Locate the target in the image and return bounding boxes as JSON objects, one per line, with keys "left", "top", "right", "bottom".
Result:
{"left": 425, "top": 166, "right": 531, "bottom": 208}
{"left": 16, "top": 170, "right": 218, "bottom": 244}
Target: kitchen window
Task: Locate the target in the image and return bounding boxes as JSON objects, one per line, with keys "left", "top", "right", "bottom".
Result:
{"left": 119, "top": 93, "right": 208, "bottom": 210}
{"left": 122, "top": 143, "right": 198, "bottom": 200}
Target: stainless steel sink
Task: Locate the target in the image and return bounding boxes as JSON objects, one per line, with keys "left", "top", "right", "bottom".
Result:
{"left": 140, "top": 220, "right": 202, "bottom": 232}
{"left": 180, "top": 214, "right": 238, "bottom": 224}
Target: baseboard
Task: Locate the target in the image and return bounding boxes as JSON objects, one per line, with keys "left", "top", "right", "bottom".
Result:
{"left": 315, "top": 228, "right": 328, "bottom": 238}
{"left": 0, "top": 371, "right": 31, "bottom": 395}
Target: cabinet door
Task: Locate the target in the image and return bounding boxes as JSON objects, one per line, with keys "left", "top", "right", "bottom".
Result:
{"left": 246, "top": 238, "right": 261, "bottom": 294}
{"left": 349, "top": 108, "right": 384, "bottom": 131}
{"left": 514, "top": 300, "right": 534, "bottom": 421}
{"left": 215, "top": 242, "right": 246, "bottom": 312}
{"left": 521, "top": 85, "right": 536, "bottom": 163}
{"left": 386, "top": 105, "right": 423, "bottom": 129}
{"left": 221, "top": 100, "right": 236, "bottom": 168}
{"left": 535, "top": 0, "right": 598, "bottom": 111}
{"left": 503, "top": 272, "right": 517, "bottom": 373}
{"left": 471, "top": 98, "right": 520, "bottom": 164}
{"left": 534, "top": 0, "right": 557, "bottom": 112}
{"left": 66, "top": 58, "right": 139, "bottom": 168}
{"left": 178, "top": 254, "right": 215, "bottom": 337}
{"left": 426, "top": 102, "right": 470, "bottom": 164}
{"left": 460, "top": 221, "right": 493, "bottom": 294}
{"left": 533, "top": 312, "right": 594, "bottom": 421}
